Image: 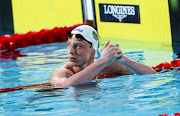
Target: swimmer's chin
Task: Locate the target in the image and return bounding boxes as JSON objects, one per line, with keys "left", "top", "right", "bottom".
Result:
{"left": 69, "top": 62, "right": 79, "bottom": 67}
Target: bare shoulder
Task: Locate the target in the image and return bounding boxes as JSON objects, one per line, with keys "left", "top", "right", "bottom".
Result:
{"left": 50, "top": 63, "right": 75, "bottom": 87}
{"left": 51, "top": 63, "right": 74, "bottom": 78}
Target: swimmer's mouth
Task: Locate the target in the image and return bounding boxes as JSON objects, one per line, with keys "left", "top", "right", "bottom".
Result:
{"left": 69, "top": 57, "right": 76, "bottom": 61}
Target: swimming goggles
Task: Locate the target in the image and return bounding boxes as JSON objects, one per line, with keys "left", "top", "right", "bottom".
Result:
{"left": 67, "top": 33, "right": 92, "bottom": 45}
{"left": 67, "top": 33, "right": 85, "bottom": 40}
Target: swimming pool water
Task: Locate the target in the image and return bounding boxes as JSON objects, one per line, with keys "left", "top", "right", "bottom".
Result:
{"left": 0, "top": 42, "right": 179, "bottom": 116}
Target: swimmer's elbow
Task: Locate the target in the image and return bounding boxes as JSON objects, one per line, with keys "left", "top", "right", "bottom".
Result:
{"left": 50, "top": 77, "right": 69, "bottom": 88}
{"left": 149, "top": 68, "right": 157, "bottom": 74}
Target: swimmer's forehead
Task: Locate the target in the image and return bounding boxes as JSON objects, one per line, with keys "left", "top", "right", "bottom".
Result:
{"left": 67, "top": 37, "right": 89, "bottom": 44}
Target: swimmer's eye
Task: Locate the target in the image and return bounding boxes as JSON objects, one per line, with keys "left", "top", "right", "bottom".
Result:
{"left": 67, "top": 42, "right": 71, "bottom": 46}
{"left": 76, "top": 44, "right": 83, "bottom": 48}
{"left": 67, "top": 43, "right": 83, "bottom": 48}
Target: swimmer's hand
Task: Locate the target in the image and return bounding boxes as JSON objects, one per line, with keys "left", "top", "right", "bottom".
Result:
{"left": 100, "top": 40, "right": 123, "bottom": 66}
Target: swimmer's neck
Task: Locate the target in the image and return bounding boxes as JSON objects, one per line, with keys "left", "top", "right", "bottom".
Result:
{"left": 73, "top": 63, "right": 93, "bottom": 72}
{"left": 65, "top": 57, "right": 95, "bottom": 74}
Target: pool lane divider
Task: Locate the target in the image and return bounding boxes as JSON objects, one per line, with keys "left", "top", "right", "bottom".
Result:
{"left": 159, "top": 112, "right": 180, "bottom": 116}
{"left": 152, "top": 58, "right": 180, "bottom": 72}
{"left": 0, "top": 23, "right": 87, "bottom": 59}
{"left": 0, "top": 74, "right": 125, "bottom": 94}
{"left": 0, "top": 83, "right": 51, "bottom": 93}
{"left": 1, "top": 58, "right": 180, "bottom": 94}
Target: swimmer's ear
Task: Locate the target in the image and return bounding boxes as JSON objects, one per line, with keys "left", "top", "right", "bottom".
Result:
{"left": 93, "top": 49, "right": 96, "bottom": 52}
{"left": 92, "top": 49, "right": 96, "bottom": 54}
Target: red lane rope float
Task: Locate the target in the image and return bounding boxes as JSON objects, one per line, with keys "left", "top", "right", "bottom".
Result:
{"left": 159, "top": 112, "right": 180, "bottom": 116}
{"left": 152, "top": 59, "right": 180, "bottom": 72}
{"left": 23, "top": 31, "right": 37, "bottom": 47}
{"left": 0, "top": 34, "right": 11, "bottom": 51}
{"left": 9, "top": 33, "right": 24, "bottom": 51}
{"left": 174, "top": 113, "right": 180, "bottom": 116}
{"left": 49, "top": 26, "right": 66, "bottom": 43}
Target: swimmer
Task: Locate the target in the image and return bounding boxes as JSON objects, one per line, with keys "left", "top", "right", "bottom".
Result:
{"left": 50, "top": 25, "right": 156, "bottom": 88}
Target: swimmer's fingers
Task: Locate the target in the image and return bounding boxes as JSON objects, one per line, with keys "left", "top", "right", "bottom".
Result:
{"left": 104, "top": 40, "right": 110, "bottom": 48}
{"left": 116, "top": 47, "right": 124, "bottom": 59}
{"left": 101, "top": 40, "right": 110, "bottom": 52}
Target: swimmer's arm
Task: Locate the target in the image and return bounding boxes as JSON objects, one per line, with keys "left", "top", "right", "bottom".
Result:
{"left": 116, "top": 56, "right": 156, "bottom": 75}
{"left": 50, "top": 68, "right": 73, "bottom": 87}
{"left": 104, "top": 61, "right": 133, "bottom": 75}
{"left": 50, "top": 58, "right": 108, "bottom": 88}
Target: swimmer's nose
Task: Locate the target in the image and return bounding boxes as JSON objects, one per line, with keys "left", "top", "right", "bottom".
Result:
{"left": 69, "top": 46, "right": 76, "bottom": 54}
